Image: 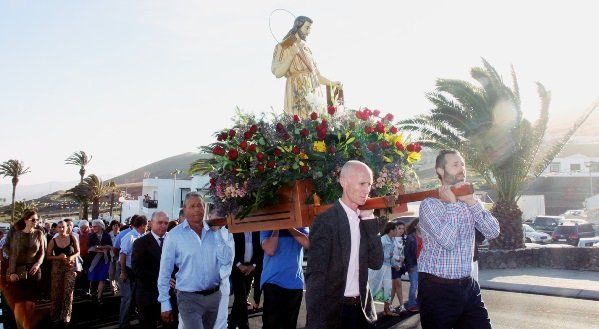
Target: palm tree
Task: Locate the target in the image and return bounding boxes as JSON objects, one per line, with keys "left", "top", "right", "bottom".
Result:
{"left": 65, "top": 151, "right": 92, "bottom": 183}
{"left": 84, "top": 174, "right": 111, "bottom": 220}
{"left": 65, "top": 183, "right": 91, "bottom": 220}
{"left": 65, "top": 151, "right": 92, "bottom": 218}
{"left": 398, "top": 59, "right": 597, "bottom": 250}
{"left": 0, "top": 159, "right": 31, "bottom": 221}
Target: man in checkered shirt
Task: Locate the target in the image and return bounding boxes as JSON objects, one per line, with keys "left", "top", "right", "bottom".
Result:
{"left": 418, "top": 149, "right": 500, "bottom": 329}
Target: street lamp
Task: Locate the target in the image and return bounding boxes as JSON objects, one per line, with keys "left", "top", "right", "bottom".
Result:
{"left": 586, "top": 161, "right": 597, "bottom": 198}
{"left": 171, "top": 169, "right": 182, "bottom": 219}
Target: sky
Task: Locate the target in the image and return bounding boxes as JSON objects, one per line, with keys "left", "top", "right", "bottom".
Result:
{"left": 1, "top": 0, "right": 597, "bottom": 187}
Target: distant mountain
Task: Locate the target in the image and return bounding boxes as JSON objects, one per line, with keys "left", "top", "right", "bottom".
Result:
{"left": 108, "top": 152, "right": 210, "bottom": 184}
{"left": 0, "top": 180, "right": 79, "bottom": 202}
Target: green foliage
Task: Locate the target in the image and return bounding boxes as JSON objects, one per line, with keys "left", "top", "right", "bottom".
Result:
{"left": 398, "top": 58, "right": 597, "bottom": 203}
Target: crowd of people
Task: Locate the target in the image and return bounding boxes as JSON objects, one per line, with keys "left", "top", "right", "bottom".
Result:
{"left": 0, "top": 150, "right": 500, "bottom": 329}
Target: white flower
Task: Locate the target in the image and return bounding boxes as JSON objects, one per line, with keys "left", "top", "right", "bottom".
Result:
{"left": 305, "top": 92, "right": 326, "bottom": 112}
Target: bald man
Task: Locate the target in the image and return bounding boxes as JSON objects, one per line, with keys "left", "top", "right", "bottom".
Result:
{"left": 305, "top": 160, "right": 384, "bottom": 329}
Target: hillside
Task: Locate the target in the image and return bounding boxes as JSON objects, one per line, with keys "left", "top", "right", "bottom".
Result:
{"left": 108, "top": 152, "right": 210, "bottom": 184}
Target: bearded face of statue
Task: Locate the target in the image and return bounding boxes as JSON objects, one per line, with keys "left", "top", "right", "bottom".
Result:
{"left": 297, "top": 21, "right": 312, "bottom": 41}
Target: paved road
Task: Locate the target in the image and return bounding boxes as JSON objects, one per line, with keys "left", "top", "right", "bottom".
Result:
{"left": 485, "top": 289, "right": 599, "bottom": 329}
{"left": 393, "top": 289, "right": 599, "bottom": 329}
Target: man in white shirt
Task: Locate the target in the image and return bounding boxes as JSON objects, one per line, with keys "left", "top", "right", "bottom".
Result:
{"left": 157, "top": 193, "right": 233, "bottom": 329}
{"left": 306, "top": 160, "right": 384, "bottom": 329}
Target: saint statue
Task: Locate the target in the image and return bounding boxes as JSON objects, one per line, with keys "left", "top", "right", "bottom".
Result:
{"left": 271, "top": 16, "right": 342, "bottom": 118}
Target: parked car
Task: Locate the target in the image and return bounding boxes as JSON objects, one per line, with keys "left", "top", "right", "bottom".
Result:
{"left": 522, "top": 224, "right": 551, "bottom": 244}
{"left": 552, "top": 223, "right": 596, "bottom": 246}
{"left": 528, "top": 215, "right": 565, "bottom": 234}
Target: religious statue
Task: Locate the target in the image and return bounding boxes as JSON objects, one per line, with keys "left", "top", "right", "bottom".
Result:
{"left": 271, "top": 16, "right": 342, "bottom": 118}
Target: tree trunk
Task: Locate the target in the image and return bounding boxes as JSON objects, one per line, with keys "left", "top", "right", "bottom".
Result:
{"left": 10, "top": 182, "right": 16, "bottom": 222}
{"left": 92, "top": 198, "right": 100, "bottom": 220}
{"left": 489, "top": 200, "right": 525, "bottom": 250}
{"left": 82, "top": 200, "right": 89, "bottom": 220}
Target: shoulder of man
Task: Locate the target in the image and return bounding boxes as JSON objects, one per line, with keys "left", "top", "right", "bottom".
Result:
{"left": 313, "top": 201, "right": 342, "bottom": 225}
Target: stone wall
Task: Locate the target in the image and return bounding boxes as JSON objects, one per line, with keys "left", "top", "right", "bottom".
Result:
{"left": 478, "top": 247, "right": 599, "bottom": 271}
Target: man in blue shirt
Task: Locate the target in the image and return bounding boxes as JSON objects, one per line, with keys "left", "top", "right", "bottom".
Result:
{"left": 158, "top": 193, "right": 233, "bottom": 329}
{"left": 260, "top": 228, "right": 309, "bottom": 328}
{"left": 118, "top": 215, "right": 148, "bottom": 328}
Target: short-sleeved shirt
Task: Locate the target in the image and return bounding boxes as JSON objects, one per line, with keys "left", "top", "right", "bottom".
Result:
{"left": 114, "top": 227, "right": 131, "bottom": 249}
{"left": 119, "top": 229, "right": 141, "bottom": 268}
{"left": 260, "top": 228, "right": 308, "bottom": 290}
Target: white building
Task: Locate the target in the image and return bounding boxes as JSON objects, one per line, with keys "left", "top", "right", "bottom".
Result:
{"left": 121, "top": 175, "right": 210, "bottom": 221}
{"left": 540, "top": 144, "right": 599, "bottom": 177}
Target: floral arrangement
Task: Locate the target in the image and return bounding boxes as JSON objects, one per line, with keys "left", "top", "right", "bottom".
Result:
{"left": 197, "top": 106, "right": 422, "bottom": 218}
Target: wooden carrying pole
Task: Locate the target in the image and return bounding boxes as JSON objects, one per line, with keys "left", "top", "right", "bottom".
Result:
{"left": 207, "top": 183, "right": 474, "bottom": 228}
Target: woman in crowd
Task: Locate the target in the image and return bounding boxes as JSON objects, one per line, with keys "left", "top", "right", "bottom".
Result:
{"left": 390, "top": 220, "right": 406, "bottom": 313}
{"left": 404, "top": 218, "right": 422, "bottom": 312}
{"left": 46, "top": 220, "right": 80, "bottom": 327}
{"left": 107, "top": 220, "right": 121, "bottom": 295}
{"left": 87, "top": 219, "right": 113, "bottom": 304}
{"left": 369, "top": 221, "right": 402, "bottom": 317}
{"left": 6, "top": 210, "right": 46, "bottom": 329}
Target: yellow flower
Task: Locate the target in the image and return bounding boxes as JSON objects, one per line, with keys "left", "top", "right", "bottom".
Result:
{"left": 313, "top": 141, "right": 327, "bottom": 153}
{"left": 385, "top": 132, "right": 403, "bottom": 145}
{"left": 299, "top": 152, "right": 308, "bottom": 159}
{"left": 407, "top": 151, "right": 421, "bottom": 164}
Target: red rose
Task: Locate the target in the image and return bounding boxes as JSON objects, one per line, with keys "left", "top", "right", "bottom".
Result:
{"left": 379, "top": 140, "right": 389, "bottom": 149}
{"left": 373, "top": 109, "right": 381, "bottom": 117}
{"left": 212, "top": 145, "right": 225, "bottom": 156}
{"left": 327, "top": 105, "right": 336, "bottom": 115}
{"left": 267, "top": 160, "right": 276, "bottom": 168}
{"left": 276, "top": 122, "right": 285, "bottom": 132}
{"left": 257, "top": 164, "right": 265, "bottom": 172}
{"left": 209, "top": 178, "right": 216, "bottom": 187}
{"left": 217, "top": 132, "right": 227, "bottom": 141}
{"left": 282, "top": 133, "right": 291, "bottom": 140}
{"left": 317, "top": 131, "right": 327, "bottom": 140}
{"left": 228, "top": 129, "right": 236, "bottom": 138}
{"left": 300, "top": 128, "right": 310, "bottom": 137}
{"left": 395, "top": 142, "right": 405, "bottom": 151}
{"left": 300, "top": 165, "right": 309, "bottom": 173}
{"left": 412, "top": 142, "right": 422, "bottom": 152}
{"left": 364, "top": 126, "right": 374, "bottom": 134}
{"left": 310, "top": 112, "right": 318, "bottom": 120}
{"left": 227, "top": 149, "right": 239, "bottom": 160}
{"left": 406, "top": 143, "right": 415, "bottom": 152}
{"left": 244, "top": 131, "right": 253, "bottom": 140}
{"left": 375, "top": 121, "right": 385, "bottom": 134}
{"left": 367, "top": 143, "right": 376, "bottom": 152}
{"left": 273, "top": 149, "right": 282, "bottom": 157}
{"left": 328, "top": 145, "right": 336, "bottom": 154}
{"left": 390, "top": 126, "right": 398, "bottom": 134}
{"left": 353, "top": 141, "right": 361, "bottom": 148}
{"left": 292, "top": 145, "right": 301, "bottom": 155}
{"left": 256, "top": 152, "right": 264, "bottom": 161}
{"left": 239, "top": 141, "right": 248, "bottom": 151}
{"left": 249, "top": 124, "right": 258, "bottom": 133}
{"left": 363, "top": 108, "right": 372, "bottom": 117}
{"left": 248, "top": 144, "right": 256, "bottom": 152}
{"left": 385, "top": 113, "right": 394, "bottom": 122}
{"left": 293, "top": 115, "right": 300, "bottom": 123}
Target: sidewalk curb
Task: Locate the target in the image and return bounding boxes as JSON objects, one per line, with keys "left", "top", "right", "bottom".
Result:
{"left": 479, "top": 281, "right": 599, "bottom": 301}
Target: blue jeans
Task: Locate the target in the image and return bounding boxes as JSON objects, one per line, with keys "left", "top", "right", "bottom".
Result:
{"left": 119, "top": 267, "right": 136, "bottom": 328}
{"left": 407, "top": 265, "right": 418, "bottom": 308}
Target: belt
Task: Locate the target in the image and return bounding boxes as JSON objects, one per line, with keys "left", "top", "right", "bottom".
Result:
{"left": 341, "top": 296, "right": 361, "bottom": 306}
{"left": 191, "top": 285, "right": 220, "bottom": 296}
{"left": 420, "top": 272, "right": 471, "bottom": 286}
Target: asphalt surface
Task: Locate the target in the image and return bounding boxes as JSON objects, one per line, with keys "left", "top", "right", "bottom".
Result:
{"left": 484, "top": 289, "right": 599, "bottom": 329}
